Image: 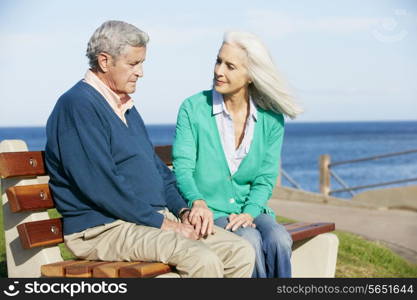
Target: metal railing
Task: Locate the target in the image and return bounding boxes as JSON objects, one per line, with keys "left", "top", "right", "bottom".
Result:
{"left": 319, "top": 149, "right": 417, "bottom": 196}
{"left": 281, "top": 168, "right": 302, "bottom": 190}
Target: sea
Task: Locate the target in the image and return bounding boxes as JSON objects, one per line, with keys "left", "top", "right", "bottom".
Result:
{"left": 1, "top": 121, "right": 417, "bottom": 199}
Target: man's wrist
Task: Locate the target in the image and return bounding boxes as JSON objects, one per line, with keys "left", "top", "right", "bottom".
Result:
{"left": 178, "top": 207, "right": 191, "bottom": 220}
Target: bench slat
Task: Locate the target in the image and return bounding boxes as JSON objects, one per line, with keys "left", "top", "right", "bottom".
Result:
{"left": 119, "top": 262, "right": 173, "bottom": 278}
{"left": 154, "top": 145, "right": 172, "bottom": 166}
{"left": 0, "top": 151, "right": 46, "bottom": 178}
{"left": 65, "top": 261, "right": 111, "bottom": 278}
{"left": 287, "top": 222, "right": 335, "bottom": 242}
{"left": 0, "top": 146, "right": 170, "bottom": 179}
{"left": 17, "top": 218, "right": 63, "bottom": 249}
{"left": 92, "top": 262, "right": 139, "bottom": 278}
{"left": 283, "top": 222, "right": 311, "bottom": 230}
{"left": 7, "top": 184, "right": 54, "bottom": 212}
{"left": 41, "top": 260, "right": 88, "bottom": 277}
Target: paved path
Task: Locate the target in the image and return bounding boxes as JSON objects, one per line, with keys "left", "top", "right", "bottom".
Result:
{"left": 269, "top": 198, "right": 417, "bottom": 264}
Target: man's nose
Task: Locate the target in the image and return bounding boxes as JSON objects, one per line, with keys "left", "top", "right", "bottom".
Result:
{"left": 134, "top": 64, "right": 143, "bottom": 77}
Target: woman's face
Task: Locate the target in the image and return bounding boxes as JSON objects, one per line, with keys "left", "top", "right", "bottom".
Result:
{"left": 213, "top": 43, "right": 251, "bottom": 96}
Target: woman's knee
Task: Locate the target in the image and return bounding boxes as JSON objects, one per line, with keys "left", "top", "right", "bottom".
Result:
{"left": 236, "top": 227, "right": 263, "bottom": 252}
{"left": 264, "top": 224, "right": 293, "bottom": 250}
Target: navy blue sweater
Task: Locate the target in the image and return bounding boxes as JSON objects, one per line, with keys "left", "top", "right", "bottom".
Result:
{"left": 46, "top": 80, "right": 187, "bottom": 235}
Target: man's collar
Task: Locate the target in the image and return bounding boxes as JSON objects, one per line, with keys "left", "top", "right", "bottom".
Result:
{"left": 84, "top": 70, "right": 133, "bottom": 109}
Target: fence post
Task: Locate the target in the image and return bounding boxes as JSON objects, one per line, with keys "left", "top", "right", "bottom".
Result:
{"left": 320, "top": 154, "right": 331, "bottom": 196}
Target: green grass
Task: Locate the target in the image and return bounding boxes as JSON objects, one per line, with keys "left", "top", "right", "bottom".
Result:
{"left": 334, "top": 230, "right": 417, "bottom": 277}
{"left": 1, "top": 208, "right": 416, "bottom": 278}
{"left": 277, "top": 216, "right": 417, "bottom": 278}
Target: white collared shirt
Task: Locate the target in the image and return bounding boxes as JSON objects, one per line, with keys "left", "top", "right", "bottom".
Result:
{"left": 212, "top": 89, "right": 258, "bottom": 175}
{"left": 83, "top": 70, "right": 134, "bottom": 125}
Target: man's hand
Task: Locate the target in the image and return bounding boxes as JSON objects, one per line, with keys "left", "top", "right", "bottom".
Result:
{"left": 225, "top": 213, "right": 256, "bottom": 232}
{"left": 189, "top": 200, "right": 215, "bottom": 237}
{"left": 161, "top": 218, "right": 199, "bottom": 240}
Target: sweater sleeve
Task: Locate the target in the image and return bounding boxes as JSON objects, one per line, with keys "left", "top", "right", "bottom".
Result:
{"left": 153, "top": 152, "right": 188, "bottom": 217}
{"left": 243, "top": 114, "right": 285, "bottom": 219}
{"left": 57, "top": 96, "right": 164, "bottom": 228}
{"left": 172, "top": 101, "right": 204, "bottom": 207}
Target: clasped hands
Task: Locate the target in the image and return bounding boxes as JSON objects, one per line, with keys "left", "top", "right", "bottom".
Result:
{"left": 161, "top": 199, "right": 255, "bottom": 240}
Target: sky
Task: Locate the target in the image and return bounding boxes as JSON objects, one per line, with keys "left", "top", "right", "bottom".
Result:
{"left": 0, "top": 0, "right": 416, "bottom": 126}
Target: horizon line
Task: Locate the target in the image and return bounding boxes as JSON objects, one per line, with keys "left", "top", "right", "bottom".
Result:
{"left": 1, "top": 119, "right": 416, "bottom": 128}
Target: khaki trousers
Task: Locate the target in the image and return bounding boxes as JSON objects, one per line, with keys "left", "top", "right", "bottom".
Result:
{"left": 64, "top": 209, "right": 255, "bottom": 278}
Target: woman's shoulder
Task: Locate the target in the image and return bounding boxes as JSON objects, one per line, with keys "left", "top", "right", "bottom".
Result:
{"left": 180, "top": 90, "right": 212, "bottom": 118}
{"left": 180, "top": 90, "right": 213, "bottom": 111}
{"left": 258, "top": 107, "right": 285, "bottom": 127}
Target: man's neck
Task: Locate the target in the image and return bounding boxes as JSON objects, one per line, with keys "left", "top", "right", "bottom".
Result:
{"left": 92, "top": 70, "right": 130, "bottom": 104}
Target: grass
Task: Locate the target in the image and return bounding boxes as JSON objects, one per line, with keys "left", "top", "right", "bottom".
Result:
{"left": 277, "top": 216, "right": 417, "bottom": 278}
{"left": 335, "top": 230, "right": 417, "bottom": 277}
{"left": 1, "top": 209, "right": 417, "bottom": 277}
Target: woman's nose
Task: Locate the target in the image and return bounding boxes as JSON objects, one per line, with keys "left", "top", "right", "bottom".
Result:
{"left": 214, "top": 64, "right": 224, "bottom": 77}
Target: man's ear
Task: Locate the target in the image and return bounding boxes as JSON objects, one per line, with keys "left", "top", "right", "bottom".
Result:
{"left": 97, "top": 52, "right": 111, "bottom": 72}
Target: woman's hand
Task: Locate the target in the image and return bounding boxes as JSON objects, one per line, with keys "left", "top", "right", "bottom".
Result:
{"left": 190, "top": 200, "right": 215, "bottom": 237}
{"left": 225, "top": 213, "right": 256, "bottom": 231}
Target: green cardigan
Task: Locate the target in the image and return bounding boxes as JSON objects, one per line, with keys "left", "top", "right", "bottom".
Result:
{"left": 173, "top": 90, "right": 285, "bottom": 220}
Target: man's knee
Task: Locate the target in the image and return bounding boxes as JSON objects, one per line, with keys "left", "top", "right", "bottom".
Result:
{"left": 176, "top": 246, "right": 224, "bottom": 277}
{"left": 197, "top": 248, "right": 223, "bottom": 268}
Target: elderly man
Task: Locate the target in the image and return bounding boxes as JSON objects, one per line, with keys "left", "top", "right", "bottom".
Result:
{"left": 45, "top": 20, "right": 255, "bottom": 278}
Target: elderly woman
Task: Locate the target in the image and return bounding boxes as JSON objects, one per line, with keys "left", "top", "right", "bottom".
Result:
{"left": 173, "top": 31, "right": 302, "bottom": 278}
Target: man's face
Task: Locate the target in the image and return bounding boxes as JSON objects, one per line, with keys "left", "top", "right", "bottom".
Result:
{"left": 105, "top": 45, "right": 146, "bottom": 95}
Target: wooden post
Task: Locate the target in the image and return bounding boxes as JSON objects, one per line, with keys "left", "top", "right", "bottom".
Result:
{"left": 320, "top": 154, "right": 331, "bottom": 196}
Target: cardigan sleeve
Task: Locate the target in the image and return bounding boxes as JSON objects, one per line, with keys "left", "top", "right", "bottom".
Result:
{"left": 153, "top": 152, "right": 188, "bottom": 217}
{"left": 173, "top": 101, "right": 205, "bottom": 207}
{"left": 243, "top": 113, "right": 285, "bottom": 218}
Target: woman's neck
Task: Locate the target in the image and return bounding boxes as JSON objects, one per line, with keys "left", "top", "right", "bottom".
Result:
{"left": 223, "top": 88, "right": 249, "bottom": 114}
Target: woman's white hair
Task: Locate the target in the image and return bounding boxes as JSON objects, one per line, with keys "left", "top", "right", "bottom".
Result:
{"left": 223, "top": 31, "right": 303, "bottom": 119}
{"left": 86, "top": 20, "right": 149, "bottom": 70}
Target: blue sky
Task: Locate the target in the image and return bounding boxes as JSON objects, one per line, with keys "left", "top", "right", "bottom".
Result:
{"left": 0, "top": 0, "right": 416, "bottom": 126}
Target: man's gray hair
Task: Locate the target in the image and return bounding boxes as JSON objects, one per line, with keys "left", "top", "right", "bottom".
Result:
{"left": 86, "top": 20, "right": 149, "bottom": 70}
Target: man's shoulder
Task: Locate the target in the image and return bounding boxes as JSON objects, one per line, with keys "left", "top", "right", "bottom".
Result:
{"left": 57, "top": 80, "right": 99, "bottom": 111}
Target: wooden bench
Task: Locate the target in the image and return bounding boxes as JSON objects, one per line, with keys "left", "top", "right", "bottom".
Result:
{"left": 0, "top": 139, "right": 338, "bottom": 278}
